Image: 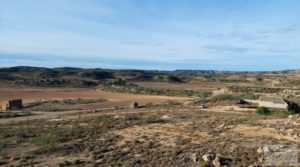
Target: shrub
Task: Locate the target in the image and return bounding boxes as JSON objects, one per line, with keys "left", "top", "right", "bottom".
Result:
{"left": 213, "top": 93, "right": 258, "bottom": 102}
{"left": 145, "top": 102, "right": 154, "bottom": 107}
{"left": 271, "top": 110, "right": 290, "bottom": 118}
{"left": 32, "top": 132, "right": 58, "bottom": 153}
{"left": 228, "top": 85, "right": 282, "bottom": 93}
{"left": 142, "top": 115, "right": 164, "bottom": 124}
{"left": 125, "top": 114, "right": 139, "bottom": 121}
{"left": 0, "top": 149, "right": 7, "bottom": 159}
{"left": 22, "top": 110, "right": 32, "bottom": 116}
{"left": 16, "top": 127, "right": 35, "bottom": 139}
{"left": 165, "top": 100, "right": 181, "bottom": 105}
{"left": 256, "top": 107, "right": 271, "bottom": 115}
{"left": 103, "top": 79, "right": 212, "bottom": 97}
{"left": 97, "top": 115, "right": 114, "bottom": 125}
{"left": 57, "top": 126, "right": 84, "bottom": 141}
{"left": 287, "top": 102, "right": 300, "bottom": 114}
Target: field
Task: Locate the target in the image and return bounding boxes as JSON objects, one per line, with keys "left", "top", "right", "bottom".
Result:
{"left": 0, "top": 67, "right": 300, "bottom": 166}
{"left": 0, "top": 85, "right": 190, "bottom": 110}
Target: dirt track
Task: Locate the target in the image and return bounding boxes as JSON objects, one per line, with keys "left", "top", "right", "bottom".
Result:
{"left": 0, "top": 107, "right": 129, "bottom": 124}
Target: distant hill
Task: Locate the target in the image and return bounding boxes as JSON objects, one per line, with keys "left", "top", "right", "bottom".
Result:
{"left": 0, "top": 66, "right": 298, "bottom": 87}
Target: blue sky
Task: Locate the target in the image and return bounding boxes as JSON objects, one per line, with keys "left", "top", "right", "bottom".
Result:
{"left": 0, "top": 0, "right": 300, "bottom": 71}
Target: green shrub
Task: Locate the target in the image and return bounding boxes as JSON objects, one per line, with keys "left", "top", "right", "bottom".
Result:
{"left": 57, "top": 126, "right": 84, "bottom": 141}
{"left": 271, "top": 110, "right": 290, "bottom": 118}
{"left": 22, "top": 110, "right": 32, "bottom": 116}
{"left": 0, "top": 149, "right": 7, "bottom": 159}
{"left": 213, "top": 94, "right": 238, "bottom": 101}
{"left": 212, "top": 93, "right": 258, "bottom": 102}
{"left": 103, "top": 79, "right": 212, "bottom": 97}
{"left": 62, "top": 98, "right": 107, "bottom": 104}
{"left": 125, "top": 114, "right": 139, "bottom": 121}
{"left": 32, "top": 132, "right": 58, "bottom": 153}
{"left": 256, "top": 76, "right": 264, "bottom": 82}
{"left": 16, "top": 127, "right": 35, "bottom": 139}
{"left": 97, "top": 115, "right": 114, "bottom": 125}
{"left": 256, "top": 107, "right": 271, "bottom": 115}
{"left": 142, "top": 115, "right": 163, "bottom": 124}
{"left": 228, "top": 85, "right": 282, "bottom": 93}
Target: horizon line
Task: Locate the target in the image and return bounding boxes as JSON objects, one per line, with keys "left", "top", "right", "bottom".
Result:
{"left": 1, "top": 65, "right": 299, "bottom": 73}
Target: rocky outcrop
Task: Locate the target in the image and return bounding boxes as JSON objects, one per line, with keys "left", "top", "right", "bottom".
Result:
{"left": 278, "top": 89, "right": 300, "bottom": 98}
{"left": 272, "top": 78, "right": 289, "bottom": 87}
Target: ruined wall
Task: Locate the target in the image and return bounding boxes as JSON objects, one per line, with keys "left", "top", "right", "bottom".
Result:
{"left": 1, "top": 99, "right": 23, "bottom": 110}
{"left": 1, "top": 102, "right": 7, "bottom": 110}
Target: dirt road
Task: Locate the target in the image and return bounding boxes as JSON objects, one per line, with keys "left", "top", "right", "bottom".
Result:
{"left": 0, "top": 107, "right": 120, "bottom": 124}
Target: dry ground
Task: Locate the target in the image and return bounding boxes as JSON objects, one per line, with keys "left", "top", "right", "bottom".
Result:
{"left": 0, "top": 86, "right": 190, "bottom": 109}
{"left": 0, "top": 104, "right": 299, "bottom": 166}
{"left": 133, "top": 81, "right": 258, "bottom": 90}
{"left": 0, "top": 84, "right": 299, "bottom": 166}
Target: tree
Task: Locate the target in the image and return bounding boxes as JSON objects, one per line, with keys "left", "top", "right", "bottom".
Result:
{"left": 287, "top": 102, "right": 300, "bottom": 114}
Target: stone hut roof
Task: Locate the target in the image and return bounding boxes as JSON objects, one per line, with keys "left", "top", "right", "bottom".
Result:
{"left": 259, "top": 96, "right": 286, "bottom": 104}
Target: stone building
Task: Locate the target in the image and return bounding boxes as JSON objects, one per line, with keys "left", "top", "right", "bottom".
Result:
{"left": 1, "top": 99, "right": 23, "bottom": 110}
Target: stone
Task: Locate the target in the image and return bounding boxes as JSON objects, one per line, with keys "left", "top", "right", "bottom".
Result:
{"left": 202, "top": 153, "right": 215, "bottom": 162}
{"left": 190, "top": 153, "right": 198, "bottom": 163}
{"left": 160, "top": 115, "right": 172, "bottom": 120}
{"left": 212, "top": 156, "right": 221, "bottom": 167}
{"left": 218, "top": 124, "right": 225, "bottom": 128}
{"left": 293, "top": 134, "right": 298, "bottom": 139}
{"left": 257, "top": 147, "right": 263, "bottom": 154}
{"left": 263, "top": 146, "right": 272, "bottom": 153}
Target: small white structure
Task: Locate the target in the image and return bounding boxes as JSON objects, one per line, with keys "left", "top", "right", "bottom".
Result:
{"left": 244, "top": 96, "right": 288, "bottom": 109}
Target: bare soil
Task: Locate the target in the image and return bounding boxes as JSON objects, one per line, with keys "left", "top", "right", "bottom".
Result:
{"left": 0, "top": 104, "right": 299, "bottom": 166}
{"left": 0, "top": 86, "right": 190, "bottom": 109}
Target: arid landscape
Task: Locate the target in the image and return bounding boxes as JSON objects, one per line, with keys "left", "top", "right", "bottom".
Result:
{"left": 2, "top": 0, "right": 300, "bottom": 166}
{"left": 0, "top": 67, "right": 299, "bottom": 166}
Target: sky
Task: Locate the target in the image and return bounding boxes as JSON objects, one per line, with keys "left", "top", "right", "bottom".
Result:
{"left": 0, "top": 0, "right": 300, "bottom": 71}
